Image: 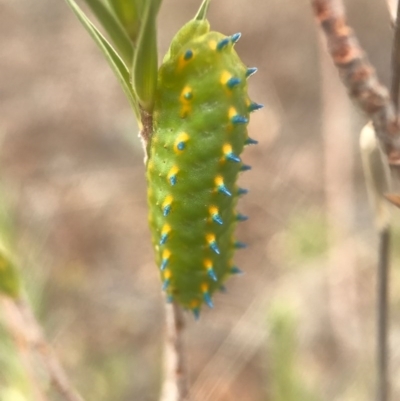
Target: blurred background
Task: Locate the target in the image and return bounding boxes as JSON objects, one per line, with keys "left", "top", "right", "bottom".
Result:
{"left": 1, "top": 0, "right": 400, "bottom": 400}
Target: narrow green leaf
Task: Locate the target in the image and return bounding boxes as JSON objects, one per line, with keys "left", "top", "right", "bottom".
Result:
{"left": 65, "top": 0, "right": 140, "bottom": 120}
{"left": 154, "top": 0, "right": 163, "bottom": 14}
{"left": 194, "top": 0, "right": 211, "bottom": 20}
{"left": 131, "top": 0, "right": 158, "bottom": 112}
{"left": 83, "top": 0, "right": 134, "bottom": 66}
{"left": 106, "top": 0, "right": 145, "bottom": 43}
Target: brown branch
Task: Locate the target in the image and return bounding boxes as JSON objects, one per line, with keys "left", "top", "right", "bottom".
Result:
{"left": 311, "top": 0, "right": 400, "bottom": 164}
{"left": 160, "top": 301, "right": 189, "bottom": 401}
{"left": 1, "top": 296, "right": 85, "bottom": 401}
{"left": 391, "top": 0, "right": 400, "bottom": 109}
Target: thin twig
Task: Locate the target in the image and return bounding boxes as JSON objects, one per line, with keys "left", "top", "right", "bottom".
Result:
{"left": 391, "top": 0, "right": 400, "bottom": 108}
{"left": 311, "top": 0, "right": 400, "bottom": 164}
{"left": 160, "top": 301, "right": 189, "bottom": 401}
{"left": 0, "top": 296, "right": 85, "bottom": 401}
{"left": 377, "top": 228, "right": 391, "bottom": 401}
{"left": 360, "top": 121, "right": 392, "bottom": 401}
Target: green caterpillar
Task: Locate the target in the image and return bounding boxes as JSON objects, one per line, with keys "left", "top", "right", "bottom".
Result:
{"left": 146, "top": 18, "right": 261, "bottom": 318}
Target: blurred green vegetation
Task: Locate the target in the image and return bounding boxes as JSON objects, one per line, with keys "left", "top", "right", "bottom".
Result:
{"left": 0, "top": 325, "right": 31, "bottom": 401}
{"left": 267, "top": 303, "right": 322, "bottom": 401}
{"left": 284, "top": 211, "right": 328, "bottom": 265}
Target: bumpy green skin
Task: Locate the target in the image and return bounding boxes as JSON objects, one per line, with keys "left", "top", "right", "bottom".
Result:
{"left": 146, "top": 19, "right": 251, "bottom": 311}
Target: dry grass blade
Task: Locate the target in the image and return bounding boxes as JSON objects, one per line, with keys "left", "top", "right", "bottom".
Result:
{"left": 1, "top": 296, "right": 85, "bottom": 401}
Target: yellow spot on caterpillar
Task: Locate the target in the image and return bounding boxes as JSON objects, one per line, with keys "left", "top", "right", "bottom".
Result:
{"left": 190, "top": 299, "right": 200, "bottom": 308}
{"left": 174, "top": 132, "right": 189, "bottom": 153}
{"left": 220, "top": 143, "right": 234, "bottom": 163}
{"left": 204, "top": 259, "right": 213, "bottom": 270}
{"left": 177, "top": 57, "right": 185, "bottom": 69}
{"left": 206, "top": 233, "right": 216, "bottom": 244}
{"left": 177, "top": 57, "right": 186, "bottom": 71}
{"left": 179, "top": 86, "right": 192, "bottom": 118}
{"left": 215, "top": 175, "right": 224, "bottom": 188}
{"left": 177, "top": 50, "right": 194, "bottom": 71}
{"left": 220, "top": 71, "right": 235, "bottom": 98}
{"left": 164, "top": 269, "right": 172, "bottom": 280}
{"left": 147, "top": 160, "right": 154, "bottom": 171}
{"left": 201, "top": 283, "right": 209, "bottom": 293}
{"left": 227, "top": 107, "right": 238, "bottom": 132}
{"left": 208, "top": 40, "right": 217, "bottom": 50}
{"left": 162, "top": 249, "right": 171, "bottom": 260}
{"left": 180, "top": 86, "right": 192, "bottom": 102}
{"left": 162, "top": 195, "right": 173, "bottom": 209}
{"left": 206, "top": 233, "right": 220, "bottom": 254}
{"left": 161, "top": 224, "right": 171, "bottom": 236}
{"left": 167, "top": 166, "right": 179, "bottom": 182}
{"left": 228, "top": 107, "right": 238, "bottom": 119}
{"left": 209, "top": 206, "right": 219, "bottom": 217}
{"left": 220, "top": 70, "right": 232, "bottom": 86}
{"left": 223, "top": 143, "right": 233, "bottom": 156}
{"left": 214, "top": 175, "right": 231, "bottom": 196}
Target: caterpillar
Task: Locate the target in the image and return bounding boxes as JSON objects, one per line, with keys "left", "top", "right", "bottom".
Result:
{"left": 146, "top": 18, "right": 261, "bottom": 318}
